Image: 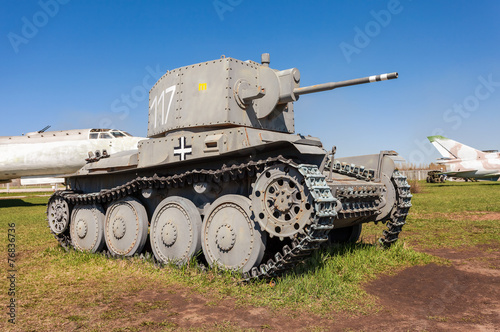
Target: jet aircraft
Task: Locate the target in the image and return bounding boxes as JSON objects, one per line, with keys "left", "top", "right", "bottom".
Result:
{"left": 428, "top": 135, "right": 500, "bottom": 181}
{"left": 0, "top": 128, "right": 146, "bottom": 185}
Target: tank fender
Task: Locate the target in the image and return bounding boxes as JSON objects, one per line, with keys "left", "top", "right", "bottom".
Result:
{"left": 336, "top": 150, "right": 404, "bottom": 180}
{"left": 291, "top": 143, "right": 325, "bottom": 156}
{"left": 76, "top": 150, "right": 139, "bottom": 175}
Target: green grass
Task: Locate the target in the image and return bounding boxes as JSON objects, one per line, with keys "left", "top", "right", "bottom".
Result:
{"left": 0, "top": 181, "right": 498, "bottom": 330}
{"left": 363, "top": 181, "right": 500, "bottom": 249}
{"left": 405, "top": 181, "right": 500, "bottom": 248}
{"left": 411, "top": 181, "right": 500, "bottom": 213}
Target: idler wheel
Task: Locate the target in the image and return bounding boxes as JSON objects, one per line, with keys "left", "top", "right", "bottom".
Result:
{"left": 47, "top": 196, "right": 70, "bottom": 234}
{"left": 70, "top": 204, "right": 106, "bottom": 253}
{"left": 104, "top": 197, "right": 148, "bottom": 256}
{"left": 150, "top": 196, "right": 202, "bottom": 265}
{"left": 202, "top": 195, "right": 266, "bottom": 273}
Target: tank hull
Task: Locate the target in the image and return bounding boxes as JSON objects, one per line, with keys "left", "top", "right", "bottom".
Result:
{"left": 49, "top": 133, "right": 411, "bottom": 277}
{"left": 45, "top": 53, "right": 410, "bottom": 278}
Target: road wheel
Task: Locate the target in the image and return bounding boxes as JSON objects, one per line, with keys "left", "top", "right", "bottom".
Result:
{"left": 70, "top": 204, "right": 106, "bottom": 253}
{"left": 202, "top": 195, "right": 266, "bottom": 273}
{"left": 150, "top": 196, "right": 202, "bottom": 265}
{"left": 104, "top": 197, "right": 148, "bottom": 256}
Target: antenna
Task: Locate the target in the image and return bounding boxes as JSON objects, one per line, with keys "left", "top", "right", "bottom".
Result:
{"left": 37, "top": 125, "right": 51, "bottom": 133}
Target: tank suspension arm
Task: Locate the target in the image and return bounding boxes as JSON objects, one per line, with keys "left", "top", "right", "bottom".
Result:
{"left": 293, "top": 72, "right": 398, "bottom": 96}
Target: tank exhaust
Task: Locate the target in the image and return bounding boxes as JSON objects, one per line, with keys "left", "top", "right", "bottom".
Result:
{"left": 261, "top": 53, "right": 270, "bottom": 67}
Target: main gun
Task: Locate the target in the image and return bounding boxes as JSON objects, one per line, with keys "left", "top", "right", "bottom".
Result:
{"left": 293, "top": 72, "right": 398, "bottom": 96}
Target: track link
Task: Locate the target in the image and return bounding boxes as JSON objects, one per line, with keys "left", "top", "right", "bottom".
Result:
{"left": 379, "top": 170, "right": 412, "bottom": 246}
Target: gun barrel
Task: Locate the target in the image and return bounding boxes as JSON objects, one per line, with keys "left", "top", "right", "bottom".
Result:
{"left": 293, "top": 72, "right": 398, "bottom": 96}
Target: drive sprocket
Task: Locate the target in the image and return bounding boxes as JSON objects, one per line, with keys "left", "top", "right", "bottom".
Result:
{"left": 251, "top": 164, "right": 313, "bottom": 240}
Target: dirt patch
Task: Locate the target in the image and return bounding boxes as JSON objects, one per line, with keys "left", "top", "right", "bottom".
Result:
{"left": 60, "top": 284, "right": 334, "bottom": 331}
{"left": 423, "top": 245, "right": 500, "bottom": 277}
{"left": 361, "top": 245, "right": 500, "bottom": 331}
{"left": 465, "top": 212, "right": 500, "bottom": 221}
{"left": 415, "top": 211, "right": 500, "bottom": 221}
{"left": 0, "top": 194, "right": 51, "bottom": 200}
{"left": 131, "top": 289, "right": 329, "bottom": 330}
{"left": 365, "top": 263, "right": 500, "bottom": 331}
{"left": 0, "top": 195, "right": 29, "bottom": 200}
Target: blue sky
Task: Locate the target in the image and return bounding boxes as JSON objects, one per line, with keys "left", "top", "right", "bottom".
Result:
{"left": 1, "top": 0, "right": 500, "bottom": 164}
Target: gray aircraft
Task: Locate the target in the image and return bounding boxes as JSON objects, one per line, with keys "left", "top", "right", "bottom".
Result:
{"left": 0, "top": 128, "right": 146, "bottom": 185}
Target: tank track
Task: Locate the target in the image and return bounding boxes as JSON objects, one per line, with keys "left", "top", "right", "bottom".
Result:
{"left": 330, "top": 160, "right": 376, "bottom": 181}
{"left": 379, "top": 170, "right": 412, "bottom": 246}
{"left": 48, "top": 222, "right": 73, "bottom": 250}
{"left": 334, "top": 183, "right": 384, "bottom": 221}
{"left": 47, "top": 157, "right": 410, "bottom": 280}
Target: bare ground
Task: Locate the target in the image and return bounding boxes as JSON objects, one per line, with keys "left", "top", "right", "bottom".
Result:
{"left": 362, "top": 245, "right": 500, "bottom": 331}
{"left": 412, "top": 211, "right": 500, "bottom": 221}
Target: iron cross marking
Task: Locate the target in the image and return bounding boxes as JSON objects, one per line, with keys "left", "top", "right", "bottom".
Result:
{"left": 173, "top": 136, "right": 192, "bottom": 161}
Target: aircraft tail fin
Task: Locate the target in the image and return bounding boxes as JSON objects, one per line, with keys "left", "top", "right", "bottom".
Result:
{"left": 427, "top": 135, "right": 484, "bottom": 160}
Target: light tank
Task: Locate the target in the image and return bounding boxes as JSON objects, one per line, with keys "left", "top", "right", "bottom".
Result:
{"left": 47, "top": 54, "right": 412, "bottom": 279}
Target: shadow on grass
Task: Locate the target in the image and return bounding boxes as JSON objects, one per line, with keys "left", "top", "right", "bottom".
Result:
{"left": 286, "top": 242, "right": 378, "bottom": 276}
{"left": 434, "top": 182, "right": 500, "bottom": 187}
{"left": 0, "top": 199, "right": 46, "bottom": 208}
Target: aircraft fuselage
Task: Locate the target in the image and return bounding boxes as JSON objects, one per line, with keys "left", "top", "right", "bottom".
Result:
{"left": 429, "top": 135, "right": 500, "bottom": 181}
{"left": 0, "top": 129, "right": 146, "bottom": 182}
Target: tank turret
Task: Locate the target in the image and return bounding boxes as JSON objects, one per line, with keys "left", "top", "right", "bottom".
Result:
{"left": 147, "top": 53, "right": 397, "bottom": 138}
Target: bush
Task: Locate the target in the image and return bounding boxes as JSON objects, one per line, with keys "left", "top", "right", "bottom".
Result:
{"left": 408, "top": 179, "right": 423, "bottom": 194}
